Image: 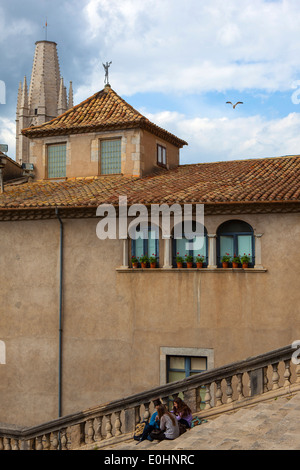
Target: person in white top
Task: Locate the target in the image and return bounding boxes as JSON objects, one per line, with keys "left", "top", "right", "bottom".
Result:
{"left": 150, "top": 404, "right": 180, "bottom": 441}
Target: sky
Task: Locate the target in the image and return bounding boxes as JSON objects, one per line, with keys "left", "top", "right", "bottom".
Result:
{"left": 2, "top": 0, "right": 300, "bottom": 165}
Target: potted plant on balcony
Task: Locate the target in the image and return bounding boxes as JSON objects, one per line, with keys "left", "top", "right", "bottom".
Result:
{"left": 185, "top": 254, "right": 194, "bottom": 268}
{"left": 196, "top": 254, "right": 205, "bottom": 268}
{"left": 139, "top": 254, "right": 149, "bottom": 268}
{"left": 241, "top": 253, "right": 251, "bottom": 268}
{"left": 176, "top": 253, "right": 184, "bottom": 268}
{"left": 221, "top": 253, "right": 231, "bottom": 268}
{"left": 131, "top": 255, "right": 138, "bottom": 269}
{"left": 232, "top": 254, "right": 240, "bottom": 269}
{"left": 149, "top": 254, "right": 157, "bottom": 268}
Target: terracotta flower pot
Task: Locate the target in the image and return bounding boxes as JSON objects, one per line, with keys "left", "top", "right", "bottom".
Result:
{"left": 132, "top": 262, "right": 138, "bottom": 269}
{"left": 177, "top": 262, "right": 183, "bottom": 268}
{"left": 187, "top": 261, "right": 193, "bottom": 268}
{"left": 242, "top": 262, "right": 248, "bottom": 268}
{"left": 150, "top": 262, "right": 156, "bottom": 268}
{"left": 141, "top": 262, "right": 147, "bottom": 269}
{"left": 232, "top": 262, "right": 239, "bottom": 268}
{"left": 196, "top": 262, "right": 203, "bottom": 268}
{"left": 222, "top": 261, "right": 229, "bottom": 268}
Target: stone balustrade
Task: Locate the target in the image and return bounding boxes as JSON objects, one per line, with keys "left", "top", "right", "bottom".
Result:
{"left": 0, "top": 344, "right": 299, "bottom": 450}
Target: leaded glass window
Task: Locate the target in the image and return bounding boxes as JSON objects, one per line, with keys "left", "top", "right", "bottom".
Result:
{"left": 47, "top": 143, "right": 66, "bottom": 178}
{"left": 100, "top": 139, "right": 121, "bottom": 174}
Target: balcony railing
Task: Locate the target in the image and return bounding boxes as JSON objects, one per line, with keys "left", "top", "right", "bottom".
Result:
{"left": 0, "top": 344, "right": 299, "bottom": 450}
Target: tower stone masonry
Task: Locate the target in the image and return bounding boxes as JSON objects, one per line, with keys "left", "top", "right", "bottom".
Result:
{"left": 16, "top": 40, "right": 73, "bottom": 164}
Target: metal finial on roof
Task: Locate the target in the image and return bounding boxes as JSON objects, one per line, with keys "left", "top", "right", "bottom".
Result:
{"left": 103, "top": 61, "right": 112, "bottom": 86}
{"left": 43, "top": 18, "right": 49, "bottom": 41}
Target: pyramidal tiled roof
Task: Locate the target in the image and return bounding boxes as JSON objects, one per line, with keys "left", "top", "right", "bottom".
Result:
{"left": 21, "top": 85, "right": 187, "bottom": 148}
{"left": 1, "top": 155, "right": 300, "bottom": 211}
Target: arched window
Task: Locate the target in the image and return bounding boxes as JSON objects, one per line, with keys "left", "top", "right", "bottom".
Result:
{"left": 131, "top": 224, "right": 159, "bottom": 267}
{"left": 217, "top": 220, "right": 254, "bottom": 267}
{"left": 172, "top": 221, "right": 208, "bottom": 267}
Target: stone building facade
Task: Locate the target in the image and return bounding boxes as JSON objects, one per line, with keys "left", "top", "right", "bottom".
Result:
{"left": 0, "top": 56, "right": 299, "bottom": 426}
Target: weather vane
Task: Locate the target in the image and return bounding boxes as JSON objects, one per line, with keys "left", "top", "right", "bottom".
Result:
{"left": 103, "top": 61, "right": 112, "bottom": 85}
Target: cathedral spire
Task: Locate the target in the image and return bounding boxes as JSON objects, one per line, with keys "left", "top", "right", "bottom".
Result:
{"left": 68, "top": 81, "right": 73, "bottom": 109}
{"left": 57, "top": 77, "right": 67, "bottom": 115}
{"left": 16, "top": 39, "right": 73, "bottom": 163}
{"left": 20, "top": 76, "right": 29, "bottom": 112}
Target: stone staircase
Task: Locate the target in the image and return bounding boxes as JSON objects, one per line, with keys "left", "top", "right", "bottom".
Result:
{"left": 1, "top": 344, "right": 299, "bottom": 450}
{"left": 101, "top": 392, "right": 300, "bottom": 451}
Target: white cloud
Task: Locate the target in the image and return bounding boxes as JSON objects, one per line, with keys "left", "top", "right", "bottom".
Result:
{"left": 145, "top": 110, "right": 300, "bottom": 163}
{"left": 0, "top": 117, "right": 16, "bottom": 158}
{"left": 82, "top": 0, "right": 300, "bottom": 95}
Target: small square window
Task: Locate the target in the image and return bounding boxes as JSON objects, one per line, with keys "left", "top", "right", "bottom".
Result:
{"left": 157, "top": 144, "right": 166, "bottom": 166}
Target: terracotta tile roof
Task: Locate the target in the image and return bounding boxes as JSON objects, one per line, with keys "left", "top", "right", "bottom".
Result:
{"left": 1, "top": 155, "right": 300, "bottom": 212}
{"left": 21, "top": 85, "right": 187, "bottom": 148}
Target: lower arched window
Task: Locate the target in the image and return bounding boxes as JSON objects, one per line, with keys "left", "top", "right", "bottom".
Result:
{"left": 217, "top": 220, "right": 254, "bottom": 267}
{"left": 172, "top": 222, "right": 208, "bottom": 267}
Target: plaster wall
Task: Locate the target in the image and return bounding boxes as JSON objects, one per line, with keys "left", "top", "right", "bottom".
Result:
{"left": 0, "top": 211, "right": 299, "bottom": 426}
{"left": 28, "top": 129, "right": 179, "bottom": 180}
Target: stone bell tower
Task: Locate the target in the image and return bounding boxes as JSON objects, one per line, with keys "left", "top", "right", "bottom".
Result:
{"left": 16, "top": 40, "right": 73, "bottom": 164}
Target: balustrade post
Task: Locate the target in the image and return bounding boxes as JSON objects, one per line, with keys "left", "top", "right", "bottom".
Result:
{"left": 272, "top": 362, "right": 280, "bottom": 390}
{"left": 263, "top": 366, "right": 269, "bottom": 392}
{"left": 143, "top": 402, "right": 150, "bottom": 422}
{"left": 4, "top": 438, "right": 11, "bottom": 450}
{"left": 36, "top": 436, "right": 43, "bottom": 450}
{"left": 86, "top": 419, "right": 95, "bottom": 444}
{"left": 11, "top": 438, "right": 19, "bottom": 450}
{"left": 43, "top": 434, "right": 51, "bottom": 450}
{"left": 94, "top": 416, "right": 103, "bottom": 442}
{"left": 114, "top": 411, "right": 122, "bottom": 436}
{"left": 236, "top": 374, "right": 244, "bottom": 401}
{"left": 105, "top": 414, "right": 113, "bottom": 439}
{"left": 226, "top": 377, "right": 233, "bottom": 403}
{"left": 60, "top": 428, "right": 68, "bottom": 450}
{"left": 51, "top": 431, "right": 59, "bottom": 450}
{"left": 283, "top": 359, "right": 291, "bottom": 387}
{"left": 204, "top": 384, "right": 212, "bottom": 409}
{"left": 215, "top": 380, "right": 223, "bottom": 406}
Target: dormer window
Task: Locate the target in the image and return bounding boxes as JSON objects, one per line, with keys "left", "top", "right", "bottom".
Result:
{"left": 157, "top": 144, "right": 167, "bottom": 167}
{"left": 100, "top": 138, "right": 121, "bottom": 175}
{"left": 47, "top": 143, "right": 66, "bottom": 178}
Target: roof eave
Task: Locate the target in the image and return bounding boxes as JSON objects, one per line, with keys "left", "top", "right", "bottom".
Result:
{"left": 21, "top": 121, "right": 188, "bottom": 148}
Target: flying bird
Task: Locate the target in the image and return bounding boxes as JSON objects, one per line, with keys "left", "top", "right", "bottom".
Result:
{"left": 226, "top": 101, "right": 243, "bottom": 109}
